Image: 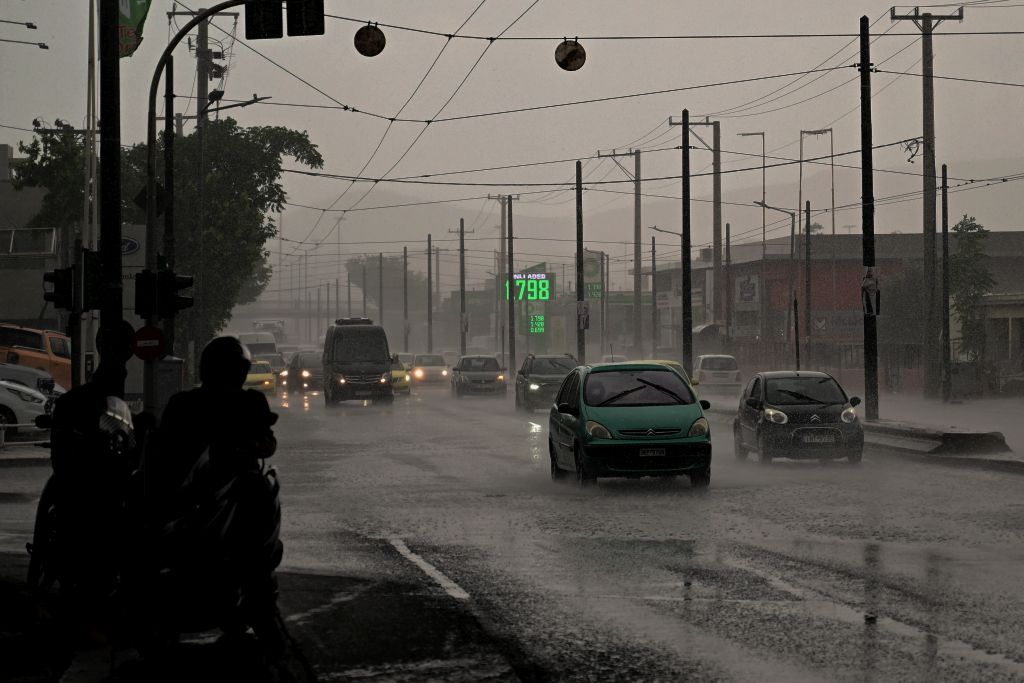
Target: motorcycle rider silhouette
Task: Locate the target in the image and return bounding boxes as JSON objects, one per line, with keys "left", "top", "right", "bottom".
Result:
{"left": 139, "top": 336, "right": 283, "bottom": 651}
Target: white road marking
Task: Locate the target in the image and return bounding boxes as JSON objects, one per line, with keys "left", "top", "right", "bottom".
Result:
{"left": 389, "top": 538, "right": 470, "bottom": 601}
{"left": 285, "top": 587, "right": 369, "bottom": 624}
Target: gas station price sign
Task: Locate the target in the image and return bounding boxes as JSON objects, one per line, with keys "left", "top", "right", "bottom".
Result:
{"left": 506, "top": 272, "right": 553, "bottom": 301}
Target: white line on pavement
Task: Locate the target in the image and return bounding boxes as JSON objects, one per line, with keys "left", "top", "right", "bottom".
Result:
{"left": 389, "top": 538, "right": 470, "bottom": 601}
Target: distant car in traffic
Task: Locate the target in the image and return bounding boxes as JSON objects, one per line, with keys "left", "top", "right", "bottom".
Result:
{"left": 323, "top": 318, "right": 393, "bottom": 404}
{"left": 693, "top": 354, "right": 742, "bottom": 393}
{"left": 397, "top": 352, "right": 415, "bottom": 368}
{"left": 411, "top": 354, "right": 449, "bottom": 384}
{"left": 244, "top": 360, "right": 277, "bottom": 395}
{"left": 548, "top": 363, "right": 712, "bottom": 487}
{"left": 450, "top": 355, "right": 507, "bottom": 397}
{"left": 733, "top": 371, "right": 864, "bottom": 464}
{"left": 284, "top": 350, "right": 324, "bottom": 395}
{"left": 390, "top": 355, "right": 411, "bottom": 395}
{"left": 515, "top": 354, "right": 576, "bottom": 411}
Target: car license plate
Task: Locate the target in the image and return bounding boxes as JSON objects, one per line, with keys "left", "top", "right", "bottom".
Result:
{"left": 355, "top": 390, "right": 372, "bottom": 397}
{"left": 639, "top": 448, "right": 665, "bottom": 457}
{"left": 803, "top": 433, "right": 835, "bottom": 444}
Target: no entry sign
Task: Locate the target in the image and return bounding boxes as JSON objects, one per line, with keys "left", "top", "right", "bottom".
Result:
{"left": 131, "top": 325, "right": 165, "bottom": 361}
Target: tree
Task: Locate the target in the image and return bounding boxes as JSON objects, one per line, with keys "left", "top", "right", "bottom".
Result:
{"left": 11, "top": 125, "right": 90, "bottom": 230}
{"left": 950, "top": 215, "right": 994, "bottom": 361}
{"left": 809, "top": 222, "right": 825, "bottom": 234}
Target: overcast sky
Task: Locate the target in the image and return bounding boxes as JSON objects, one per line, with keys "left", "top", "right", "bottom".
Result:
{"left": 3, "top": 1, "right": 1024, "bottom": 290}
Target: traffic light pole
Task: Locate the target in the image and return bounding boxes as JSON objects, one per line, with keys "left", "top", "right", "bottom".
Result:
{"left": 100, "top": 0, "right": 124, "bottom": 396}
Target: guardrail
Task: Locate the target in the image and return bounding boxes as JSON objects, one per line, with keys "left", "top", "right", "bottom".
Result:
{"left": 0, "top": 423, "right": 49, "bottom": 450}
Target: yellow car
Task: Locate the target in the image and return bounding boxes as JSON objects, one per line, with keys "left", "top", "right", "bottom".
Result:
{"left": 626, "top": 359, "right": 696, "bottom": 387}
{"left": 244, "top": 360, "right": 277, "bottom": 395}
{"left": 390, "top": 356, "right": 411, "bottom": 395}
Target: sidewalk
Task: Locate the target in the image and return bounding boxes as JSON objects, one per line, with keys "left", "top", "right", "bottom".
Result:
{"left": 875, "top": 393, "right": 1024, "bottom": 452}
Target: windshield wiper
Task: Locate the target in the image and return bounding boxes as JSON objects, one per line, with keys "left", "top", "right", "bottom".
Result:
{"left": 776, "top": 389, "right": 827, "bottom": 404}
{"left": 598, "top": 385, "right": 645, "bottom": 406}
{"left": 636, "top": 378, "right": 686, "bottom": 404}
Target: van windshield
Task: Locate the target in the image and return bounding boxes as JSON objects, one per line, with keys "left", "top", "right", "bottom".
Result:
{"left": 333, "top": 329, "right": 388, "bottom": 364}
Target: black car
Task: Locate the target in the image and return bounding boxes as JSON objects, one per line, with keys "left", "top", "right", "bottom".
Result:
{"left": 284, "top": 351, "right": 324, "bottom": 395}
{"left": 451, "top": 355, "right": 507, "bottom": 397}
{"left": 323, "top": 318, "right": 393, "bottom": 404}
{"left": 514, "top": 353, "right": 576, "bottom": 411}
{"left": 732, "top": 371, "right": 864, "bottom": 464}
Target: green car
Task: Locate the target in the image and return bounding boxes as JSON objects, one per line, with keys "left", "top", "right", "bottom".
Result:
{"left": 548, "top": 363, "right": 712, "bottom": 488}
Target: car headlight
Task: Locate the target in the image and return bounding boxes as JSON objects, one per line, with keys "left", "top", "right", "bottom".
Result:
{"left": 497, "top": 374, "right": 504, "bottom": 381}
{"left": 338, "top": 376, "right": 346, "bottom": 385}
{"left": 688, "top": 417, "right": 710, "bottom": 437}
{"left": 6, "top": 387, "right": 43, "bottom": 404}
{"left": 380, "top": 373, "right": 389, "bottom": 384}
{"left": 442, "top": 369, "right": 448, "bottom": 377}
{"left": 413, "top": 368, "right": 424, "bottom": 379}
{"left": 841, "top": 406, "right": 858, "bottom": 423}
{"left": 263, "top": 380, "right": 272, "bottom": 386}
{"left": 529, "top": 383, "right": 540, "bottom": 391}
{"left": 404, "top": 374, "right": 411, "bottom": 381}
{"left": 763, "top": 407, "right": 788, "bottom": 424}
{"left": 585, "top": 421, "right": 612, "bottom": 439}
{"left": 280, "top": 369, "right": 288, "bottom": 377}
{"left": 301, "top": 369, "right": 311, "bottom": 378}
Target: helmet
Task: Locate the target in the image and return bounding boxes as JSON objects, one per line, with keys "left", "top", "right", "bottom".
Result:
{"left": 199, "top": 336, "right": 252, "bottom": 389}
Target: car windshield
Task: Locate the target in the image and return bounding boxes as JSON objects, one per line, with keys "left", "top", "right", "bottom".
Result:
{"left": 250, "top": 361, "right": 272, "bottom": 374}
{"left": 415, "top": 355, "right": 445, "bottom": 366}
{"left": 333, "top": 330, "right": 387, "bottom": 363}
{"left": 299, "top": 352, "right": 322, "bottom": 366}
{"left": 765, "top": 377, "right": 846, "bottom": 405}
{"left": 255, "top": 353, "right": 285, "bottom": 370}
{"left": 462, "top": 357, "right": 499, "bottom": 371}
{"left": 701, "top": 356, "right": 738, "bottom": 371}
{"left": 584, "top": 369, "right": 695, "bottom": 407}
{"left": 391, "top": 358, "right": 405, "bottom": 371}
{"left": 532, "top": 357, "right": 575, "bottom": 374}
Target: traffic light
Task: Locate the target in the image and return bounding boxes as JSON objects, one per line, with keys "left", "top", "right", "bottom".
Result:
{"left": 135, "top": 269, "right": 157, "bottom": 319}
{"left": 244, "top": 0, "right": 283, "bottom": 40}
{"left": 42, "top": 267, "right": 73, "bottom": 310}
{"left": 157, "top": 271, "right": 194, "bottom": 319}
{"left": 81, "top": 249, "right": 102, "bottom": 311}
{"left": 287, "top": 0, "right": 324, "bottom": 36}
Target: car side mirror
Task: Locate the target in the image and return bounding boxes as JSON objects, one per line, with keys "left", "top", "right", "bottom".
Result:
{"left": 849, "top": 396, "right": 862, "bottom": 407}
{"left": 745, "top": 397, "right": 761, "bottom": 410}
{"left": 557, "top": 402, "right": 572, "bottom": 414}
{"left": 699, "top": 399, "right": 711, "bottom": 410}
{"left": 34, "top": 414, "right": 52, "bottom": 429}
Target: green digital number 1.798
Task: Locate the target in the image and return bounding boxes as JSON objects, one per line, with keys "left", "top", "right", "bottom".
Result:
{"left": 506, "top": 278, "right": 550, "bottom": 301}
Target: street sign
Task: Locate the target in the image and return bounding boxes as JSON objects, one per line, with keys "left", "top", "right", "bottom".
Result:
{"left": 131, "top": 325, "right": 165, "bottom": 361}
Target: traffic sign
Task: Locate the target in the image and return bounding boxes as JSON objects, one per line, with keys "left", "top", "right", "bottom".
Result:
{"left": 131, "top": 325, "right": 165, "bottom": 361}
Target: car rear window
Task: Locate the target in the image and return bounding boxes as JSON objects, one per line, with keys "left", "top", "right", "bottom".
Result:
{"left": 0, "top": 327, "right": 44, "bottom": 350}
{"left": 584, "top": 369, "right": 695, "bottom": 407}
{"left": 462, "top": 357, "right": 499, "bottom": 371}
{"left": 251, "top": 361, "right": 272, "bottom": 373}
{"left": 532, "top": 357, "right": 575, "bottom": 374}
{"left": 415, "top": 355, "right": 445, "bottom": 366}
{"left": 701, "top": 357, "right": 738, "bottom": 371}
{"left": 765, "top": 377, "right": 846, "bottom": 405}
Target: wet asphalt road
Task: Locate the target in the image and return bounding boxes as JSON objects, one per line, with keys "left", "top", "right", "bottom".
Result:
{"left": 268, "top": 385, "right": 1024, "bottom": 682}
{"left": 2, "top": 387, "right": 1024, "bottom": 681}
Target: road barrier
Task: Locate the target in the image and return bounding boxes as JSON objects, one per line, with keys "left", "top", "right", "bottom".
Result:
{"left": 862, "top": 420, "right": 1011, "bottom": 456}
{"left": 0, "top": 423, "right": 49, "bottom": 451}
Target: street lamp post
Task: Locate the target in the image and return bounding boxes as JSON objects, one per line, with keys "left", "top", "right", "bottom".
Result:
{"left": 738, "top": 131, "right": 766, "bottom": 348}
{"left": 755, "top": 201, "right": 798, "bottom": 367}
{"left": 650, "top": 225, "right": 690, "bottom": 366}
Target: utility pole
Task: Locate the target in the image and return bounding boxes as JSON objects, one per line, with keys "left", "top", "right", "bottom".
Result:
{"left": 860, "top": 15, "right": 880, "bottom": 420}
{"left": 738, "top": 131, "right": 766, "bottom": 343}
{"left": 449, "top": 218, "right": 473, "bottom": 356}
{"left": 507, "top": 196, "right": 517, "bottom": 373}
{"left": 941, "top": 164, "right": 951, "bottom": 403}
{"left": 684, "top": 118, "right": 722, "bottom": 324}
{"left": 597, "top": 148, "right": 641, "bottom": 356}
{"left": 362, "top": 262, "right": 367, "bottom": 316}
{"left": 667, "top": 112, "right": 694, "bottom": 367}
{"left": 427, "top": 234, "right": 433, "bottom": 352}
{"left": 335, "top": 278, "right": 339, "bottom": 319}
{"left": 575, "top": 161, "right": 586, "bottom": 364}
{"left": 403, "top": 246, "right": 409, "bottom": 352}
{"left": 600, "top": 251, "right": 607, "bottom": 356}
{"left": 346, "top": 271, "right": 352, "bottom": 317}
{"left": 378, "top": 252, "right": 384, "bottom": 328}
{"left": 805, "top": 200, "right": 812, "bottom": 364}
{"left": 892, "top": 5, "right": 963, "bottom": 399}
{"left": 488, "top": 194, "right": 516, "bottom": 353}
{"left": 99, "top": 0, "right": 124, "bottom": 395}
{"left": 650, "top": 235, "right": 657, "bottom": 355}
{"left": 725, "top": 223, "right": 732, "bottom": 351}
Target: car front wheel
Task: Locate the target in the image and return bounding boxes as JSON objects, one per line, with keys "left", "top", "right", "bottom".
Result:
{"left": 550, "top": 441, "right": 567, "bottom": 481}
{"left": 689, "top": 468, "right": 711, "bottom": 489}
{"left": 757, "top": 433, "right": 773, "bottom": 465}
{"left": 574, "top": 446, "right": 595, "bottom": 487}
{"left": 733, "top": 425, "right": 747, "bottom": 461}
{"left": 847, "top": 449, "right": 863, "bottom": 465}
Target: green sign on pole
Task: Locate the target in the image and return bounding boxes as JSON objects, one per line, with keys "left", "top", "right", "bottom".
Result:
{"left": 119, "top": 0, "right": 153, "bottom": 58}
